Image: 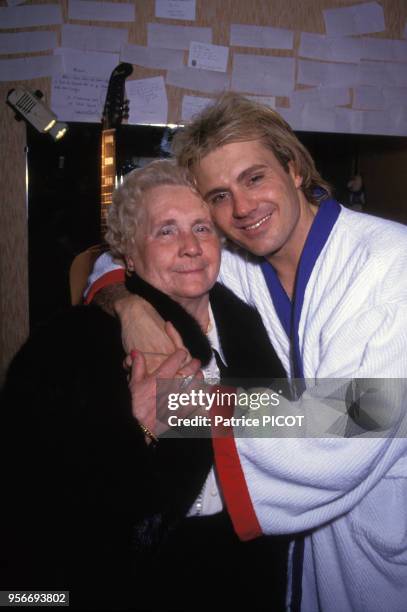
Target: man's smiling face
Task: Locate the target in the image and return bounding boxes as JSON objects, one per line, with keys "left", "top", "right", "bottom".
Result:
{"left": 193, "top": 139, "right": 310, "bottom": 264}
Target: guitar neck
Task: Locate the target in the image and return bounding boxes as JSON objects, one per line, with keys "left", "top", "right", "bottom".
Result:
{"left": 100, "top": 128, "right": 116, "bottom": 239}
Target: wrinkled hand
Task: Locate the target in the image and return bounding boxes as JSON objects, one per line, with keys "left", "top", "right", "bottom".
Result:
{"left": 115, "top": 295, "right": 175, "bottom": 354}
{"left": 129, "top": 348, "right": 203, "bottom": 438}
{"left": 115, "top": 295, "right": 193, "bottom": 373}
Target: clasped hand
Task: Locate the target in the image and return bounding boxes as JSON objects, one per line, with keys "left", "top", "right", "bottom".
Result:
{"left": 128, "top": 347, "right": 204, "bottom": 439}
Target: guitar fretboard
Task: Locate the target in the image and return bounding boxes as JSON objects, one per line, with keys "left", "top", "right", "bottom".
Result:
{"left": 101, "top": 128, "right": 116, "bottom": 238}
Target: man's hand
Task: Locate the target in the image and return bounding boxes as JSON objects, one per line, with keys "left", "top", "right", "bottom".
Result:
{"left": 129, "top": 349, "right": 202, "bottom": 438}
{"left": 115, "top": 294, "right": 174, "bottom": 354}
{"left": 92, "top": 283, "right": 131, "bottom": 317}
{"left": 114, "top": 295, "right": 193, "bottom": 374}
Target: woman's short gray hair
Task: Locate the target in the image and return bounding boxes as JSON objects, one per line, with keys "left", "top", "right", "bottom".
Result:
{"left": 105, "top": 159, "right": 198, "bottom": 258}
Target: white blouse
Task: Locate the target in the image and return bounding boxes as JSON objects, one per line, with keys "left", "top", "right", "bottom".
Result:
{"left": 188, "top": 305, "right": 224, "bottom": 517}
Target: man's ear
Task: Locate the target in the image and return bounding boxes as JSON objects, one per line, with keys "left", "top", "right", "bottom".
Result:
{"left": 288, "top": 161, "right": 303, "bottom": 189}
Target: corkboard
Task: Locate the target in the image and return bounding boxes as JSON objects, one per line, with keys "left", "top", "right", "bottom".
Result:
{"left": 1, "top": 0, "right": 406, "bottom": 380}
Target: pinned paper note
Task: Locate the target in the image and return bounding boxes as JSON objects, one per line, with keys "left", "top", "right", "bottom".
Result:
{"left": 290, "top": 86, "right": 350, "bottom": 109}
{"left": 148, "top": 23, "right": 211, "bottom": 50}
{"left": 288, "top": 104, "right": 397, "bottom": 136}
{"left": 299, "top": 33, "right": 362, "bottom": 63}
{"left": 353, "top": 86, "right": 385, "bottom": 110}
{"left": 360, "top": 109, "right": 394, "bottom": 134}
{"left": 298, "top": 59, "right": 358, "bottom": 88}
{"left": 0, "top": 4, "right": 62, "bottom": 28}
{"left": 383, "top": 87, "right": 407, "bottom": 107}
{"left": 55, "top": 48, "right": 119, "bottom": 81}
{"left": 302, "top": 104, "right": 336, "bottom": 132}
{"left": 62, "top": 25, "right": 128, "bottom": 54}
{"left": 231, "top": 54, "right": 295, "bottom": 96}
{"left": 68, "top": 0, "right": 135, "bottom": 23}
{"left": 0, "top": 31, "right": 58, "bottom": 55}
{"left": 230, "top": 24, "right": 293, "bottom": 50}
{"left": 391, "top": 105, "right": 407, "bottom": 136}
{"left": 335, "top": 107, "right": 364, "bottom": 134}
{"left": 0, "top": 55, "right": 63, "bottom": 81}
{"left": 181, "top": 95, "right": 212, "bottom": 121}
{"left": 277, "top": 107, "right": 304, "bottom": 131}
{"left": 126, "top": 76, "right": 168, "bottom": 125}
{"left": 120, "top": 44, "right": 184, "bottom": 70}
{"left": 323, "top": 2, "right": 385, "bottom": 37}
{"left": 361, "top": 38, "right": 407, "bottom": 62}
{"left": 51, "top": 75, "right": 108, "bottom": 123}
{"left": 188, "top": 42, "right": 229, "bottom": 72}
{"left": 246, "top": 95, "right": 276, "bottom": 109}
{"left": 155, "top": 0, "right": 196, "bottom": 21}
{"left": 166, "top": 66, "right": 229, "bottom": 93}
{"left": 359, "top": 60, "right": 407, "bottom": 87}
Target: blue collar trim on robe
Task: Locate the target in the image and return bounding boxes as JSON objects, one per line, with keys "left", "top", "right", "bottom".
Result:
{"left": 261, "top": 196, "right": 341, "bottom": 612}
{"left": 260, "top": 196, "right": 341, "bottom": 378}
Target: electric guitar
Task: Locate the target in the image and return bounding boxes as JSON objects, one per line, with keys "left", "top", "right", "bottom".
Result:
{"left": 69, "top": 63, "right": 133, "bottom": 304}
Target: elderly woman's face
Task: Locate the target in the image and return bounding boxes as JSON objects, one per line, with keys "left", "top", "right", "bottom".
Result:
{"left": 126, "top": 185, "right": 221, "bottom": 303}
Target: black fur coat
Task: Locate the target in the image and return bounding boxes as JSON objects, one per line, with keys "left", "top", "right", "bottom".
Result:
{"left": 0, "top": 281, "right": 288, "bottom": 610}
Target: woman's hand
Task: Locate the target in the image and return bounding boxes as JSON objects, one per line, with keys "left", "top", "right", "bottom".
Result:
{"left": 129, "top": 348, "right": 202, "bottom": 440}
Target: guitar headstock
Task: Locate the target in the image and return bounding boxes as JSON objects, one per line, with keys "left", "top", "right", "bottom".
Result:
{"left": 102, "top": 62, "right": 133, "bottom": 130}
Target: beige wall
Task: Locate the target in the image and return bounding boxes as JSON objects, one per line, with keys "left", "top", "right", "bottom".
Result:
{"left": 1, "top": 0, "right": 407, "bottom": 381}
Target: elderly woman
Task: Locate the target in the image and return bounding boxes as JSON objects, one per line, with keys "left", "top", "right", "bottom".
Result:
{"left": 1, "top": 160, "right": 287, "bottom": 610}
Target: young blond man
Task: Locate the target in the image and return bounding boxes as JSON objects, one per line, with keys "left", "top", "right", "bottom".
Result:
{"left": 86, "top": 94, "right": 407, "bottom": 612}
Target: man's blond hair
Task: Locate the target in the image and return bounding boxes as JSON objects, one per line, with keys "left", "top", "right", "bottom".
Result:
{"left": 172, "top": 92, "right": 331, "bottom": 204}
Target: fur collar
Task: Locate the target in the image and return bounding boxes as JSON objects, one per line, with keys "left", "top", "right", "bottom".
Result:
{"left": 126, "top": 273, "right": 212, "bottom": 366}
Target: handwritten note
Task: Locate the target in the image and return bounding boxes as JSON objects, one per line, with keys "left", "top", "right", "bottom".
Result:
{"left": 126, "top": 76, "right": 168, "bottom": 125}
{"left": 155, "top": 0, "right": 196, "bottom": 21}
{"left": 55, "top": 48, "right": 119, "bottom": 81}
{"left": 51, "top": 74, "right": 108, "bottom": 123}
{"left": 188, "top": 42, "right": 229, "bottom": 72}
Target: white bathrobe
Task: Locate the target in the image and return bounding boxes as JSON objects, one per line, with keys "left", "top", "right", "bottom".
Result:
{"left": 86, "top": 205, "right": 407, "bottom": 612}
{"left": 214, "top": 205, "right": 407, "bottom": 612}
